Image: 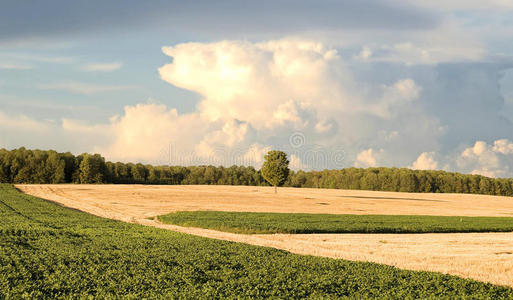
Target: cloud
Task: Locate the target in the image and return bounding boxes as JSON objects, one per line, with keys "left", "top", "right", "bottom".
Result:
{"left": 0, "top": 111, "right": 95, "bottom": 153}
{"left": 346, "top": 17, "right": 486, "bottom": 65}
{"left": 92, "top": 102, "right": 209, "bottom": 163}
{"left": 403, "top": 0, "right": 513, "bottom": 12}
{"left": 355, "top": 37, "right": 484, "bottom": 65}
{"left": 354, "top": 149, "right": 383, "bottom": 168}
{"left": 159, "top": 39, "right": 424, "bottom": 130}
{"left": 410, "top": 152, "right": 438, "bottom": 170}
{"left": 24, "top": 55, "right": 74, "bottom": 64}
{"left": 0, "top": 111, "right": 49, "bottom": 133}
{"left": 455, "top": 140, "right": 513, "bottom": 177}
{"left": 61, "top": 118, "right": 112, "bottom": 135}
{"left": 82, "top": 62, "right": 123, "bottom": 72}
{"left": 242, "top": 144, "right": 272, "bottom": 168}
{"left": 0, "top": 1, "right": 437, "bottom": 44}
{"left": 492, "top": 139, "right": 513, "bottom": 154}
{"left": 367, "top": 79, "right": 421, "bottom": 118}
{"left": 0, "top": 63, "right": 33, "bottom": 70}
{"left": 159, "top": 39, "right": 345, "bottom": 128}
{"left": 289, "top": 154, "right": 307, "bottom": 171}
{"left": 94, "top": 102, "right": 268, "bottom": 167}
{"left": 0, "top": 53, "right": 75, "bottom": 64}
{"left": 38, "top": 81, "right": 136, "bottom": 94}
{"left": 354, "top": 46, "right": 372, "bottom": 61}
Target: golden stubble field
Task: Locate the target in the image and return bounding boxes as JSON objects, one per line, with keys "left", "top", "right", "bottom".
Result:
{"left": 16, "top": 184, "right": 513, "bottom": 287}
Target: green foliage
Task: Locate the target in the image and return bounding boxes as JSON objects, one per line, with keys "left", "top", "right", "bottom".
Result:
{"left": 286, "top": 167, "right": 513, "bottom": 196}
{"left": 130, "top": 163, "right": 147, "bottom": 183}
{"left": 261, "top": 151, "right": 290, "bottom": 190}
{"left": 2, "top": 148, "right": 513, "bottom": 197}
{"left": 0, "top": 148, "right": 68, "bottom": 184}
{"left": 158, "top": 211, "right": 513, "bottom": 234}
{"left": 78, "top": 153, "right": 106, "bottom": 183}
{"left": 1, "top": 184, "right": 512, "bottom": 298}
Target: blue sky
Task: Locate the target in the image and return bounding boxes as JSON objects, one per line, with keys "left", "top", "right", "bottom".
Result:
{"left": 1, "top": 0, "right": 513, "bottom": 176}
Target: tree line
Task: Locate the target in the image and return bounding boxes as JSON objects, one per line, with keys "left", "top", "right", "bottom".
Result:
{"left": 0, "top": 148, "right": 265, "bottom": 186}
{"left": 2, "top": 147, "right": 513, "bottom": 196}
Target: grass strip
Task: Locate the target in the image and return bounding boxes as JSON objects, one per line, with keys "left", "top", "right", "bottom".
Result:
{"left": 158, "top": 211, "right": 513, "bottom": 234}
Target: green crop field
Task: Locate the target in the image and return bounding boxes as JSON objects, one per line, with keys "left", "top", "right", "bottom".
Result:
{"left": 157, "top": 211, "right": 513, "bottom": 234}
{"left": 1, "top": 184, "right": 512, "bottom": 298}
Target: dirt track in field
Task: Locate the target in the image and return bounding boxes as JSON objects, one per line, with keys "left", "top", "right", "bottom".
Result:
{"left": 16, "top": 184, "right": 513, "bottom": 287}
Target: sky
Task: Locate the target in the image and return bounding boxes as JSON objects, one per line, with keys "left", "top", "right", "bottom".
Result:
{"left": 1, "top": 0, "right": 513, "bottom": 177}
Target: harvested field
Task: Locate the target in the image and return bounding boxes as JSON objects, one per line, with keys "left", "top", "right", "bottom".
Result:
{"left": 16, "top": 184, "right": 513, "bottom": 287}
{"left": 16, "top": 184, "right": 513, "bottom": 217}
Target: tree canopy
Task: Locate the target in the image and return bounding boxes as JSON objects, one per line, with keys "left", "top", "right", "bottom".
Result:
{"left": 261, "top": 150, "right": 290, "bottom": 193}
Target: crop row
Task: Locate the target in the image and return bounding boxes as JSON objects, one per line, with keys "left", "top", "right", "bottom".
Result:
{"left": 158, "top": 211, "right": 513, "bottom": 234}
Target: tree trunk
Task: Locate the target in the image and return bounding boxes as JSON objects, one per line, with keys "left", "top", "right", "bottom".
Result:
{"left": 274, "top": 185, "right": 277, "bottom": 194}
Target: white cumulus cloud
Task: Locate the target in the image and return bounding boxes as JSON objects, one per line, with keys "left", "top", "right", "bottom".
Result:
{"left": 410, "top": 152, "right": 438, "bottom": 170}
{"left": 354, "top": 149, "right": 383, "bottom": 168}
{"left": 456, "top": 140, "right": 513, "bottom": 177}
{"left": 158, "top": 39, "right": 357, "bottom": 129}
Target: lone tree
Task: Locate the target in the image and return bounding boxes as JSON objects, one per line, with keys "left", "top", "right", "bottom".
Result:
{"left": 261, "top": 150, "right": 290, "bottom": 193}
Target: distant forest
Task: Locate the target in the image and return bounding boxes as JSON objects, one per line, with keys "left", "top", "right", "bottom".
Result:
{"left": 2, "top": 147, "right": 513, "bottom": 196}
